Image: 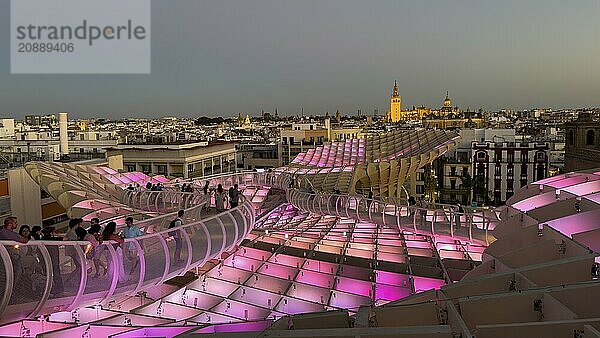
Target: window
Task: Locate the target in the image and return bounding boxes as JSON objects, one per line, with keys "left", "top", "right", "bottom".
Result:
{"left": 450, "top": 179, "right": 456, "bottom": 190}
{"left": 568, "top": 130, "right": 574, "bottom": 146}
{"left": 140, "top": 164, "right": 151, "bottom": 174}
{"left": 536, "top": 151, "right": 546, "bottom": 161}
{"left": 126, "top": 164, "right": 136, "bottom": 172}
{"left": 587, "top": 130, "right": 595, "bottom": 146}
{"left": 494, "top": 165, "right": 501, "bottom": 176}
{"left": 536, "top": 164, "right": 545, "bottom": 180}
{"left": 450, "top": 167, "right": 456, "bottom": 176}
{"left": 520, "top": 152, "right": 528, "bottom": 163}
{"left": 506, "top": 151, "right": 514, "bottom": 162}
{"left": 157, "top": 164, "right": 168, "bottom": 175}
{"left": 507, "top": 166, "right": 514, "bottom": 176}
{"left": 462, "top": 167, "right": 468, "bottom": 177}
{"left": 494, "top": 151, "right": 502, "bottom": 162}
{"left": 477, "top": 152, "right": 486, "bottom": 160}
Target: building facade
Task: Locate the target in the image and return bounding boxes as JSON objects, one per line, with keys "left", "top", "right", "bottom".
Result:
{"left": 472, "top": 141, "right": 549, "bottom": 205}
{"left": 106, "top": 141, "right": 237, "bottom": 179}
{"left": 236, "top": 143, "right": 280, "bottom": 170}
{"left": 437, "top": 129, "right": 550, "bottom": 206}
{"left": 565, "top": 112, "right": 600, "bottom": 171}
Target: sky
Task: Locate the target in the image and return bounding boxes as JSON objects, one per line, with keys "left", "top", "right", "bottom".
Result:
{"left": 1, "top": 0, "right": 600, "bottom": 119}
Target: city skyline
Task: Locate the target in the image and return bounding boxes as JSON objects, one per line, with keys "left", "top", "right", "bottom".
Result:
{"left": 2, "top": 0, "right": 600, "bottom": 119}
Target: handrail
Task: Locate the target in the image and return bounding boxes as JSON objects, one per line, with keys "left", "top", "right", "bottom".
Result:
{"left": 287, "top": 190, "right": 498, "bottom": 245}
{"left": 0, "top": 168, "right": 503, "bottom": 326}
{"left": 0, "top": 194, "right": 254, "bottom": 325}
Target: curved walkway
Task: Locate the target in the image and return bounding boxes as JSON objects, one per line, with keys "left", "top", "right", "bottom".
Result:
{"left": 0, "top": 169, "right": 498, "bottom": 324}
{"left": 0, "top": 195, "right": 254, "bottom": 325}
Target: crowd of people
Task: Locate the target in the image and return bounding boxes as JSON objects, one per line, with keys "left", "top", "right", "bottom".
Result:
{"left": 0, "top": 215, "right": 147, "bottom": 296}
{"left": 0, "top": 178, "right": 245, "bottom": 299}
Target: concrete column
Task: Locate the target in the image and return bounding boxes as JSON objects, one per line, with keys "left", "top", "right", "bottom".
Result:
{"left": 58, "top": 112, "right": 69, "bottom": 156}
{"left": 183, "top": 162, "right": 189, "bottom": 179}
{"left": 8, "top": 168, "right": 42, "bottom": 226}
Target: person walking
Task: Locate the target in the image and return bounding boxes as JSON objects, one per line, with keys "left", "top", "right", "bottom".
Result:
{"left": 122, "top": 217, "right": 142, "bottom": 274}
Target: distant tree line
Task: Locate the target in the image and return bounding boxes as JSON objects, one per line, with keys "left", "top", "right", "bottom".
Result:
{"left": 194, "top": 116, "right": 233, "bottom": 125}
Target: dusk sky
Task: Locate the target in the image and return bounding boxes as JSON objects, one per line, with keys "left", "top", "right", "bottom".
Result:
{"left": 2, "top": 0, "right": 600, "bottom": 119}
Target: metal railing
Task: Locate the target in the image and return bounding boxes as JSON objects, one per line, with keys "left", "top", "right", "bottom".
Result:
{"left": 0, "top": 169, "right": 502, "bottom": 325}
{"left": 0, "top": 196, "right": 255, "bottom": 325}
{"left": 287, "top": 190, "right": 498, "bottom": 245}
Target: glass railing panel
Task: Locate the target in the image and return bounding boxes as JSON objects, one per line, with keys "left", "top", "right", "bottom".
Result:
{"left": 205, "top": 218, "right": 225, "bottom": 257}
{"left": 165, "top": 228, "right": 190, "bottom": 275}
{"left": 2, "top": 243, "right": 49, "bottom": 320}
{"left": 41, "top": 243, "right": 82, "bottom": 312}
{"left": 80, "top": 242, "right": 116, "bottom": 302}
{"left": 138, "top": 234, "right": 167, "bottom": 285}
{"left": 219, "top": 214, "right": 237, "bottom": 250}
{"left": 0, "top": 247, "right": 7, "bottom": 315}
{"left": 231, "top": 209, "right": 247, "bottom": 239}
{"left": 184, "top": 222, "right": 209, "bottom": 266}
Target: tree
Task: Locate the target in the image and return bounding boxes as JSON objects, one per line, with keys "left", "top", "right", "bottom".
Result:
{"left": 460, "top": 172, "right": 473, "bottom": 204}
{"left": 424, "top": 164, "right": 438, "bottom": 203}
{"left": 472, "top": 174, "right": 488, "bottom": 205}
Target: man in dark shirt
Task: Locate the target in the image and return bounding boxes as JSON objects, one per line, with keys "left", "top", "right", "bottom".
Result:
{"left": 228, "top": 184, "right": 240, "bottom": 208}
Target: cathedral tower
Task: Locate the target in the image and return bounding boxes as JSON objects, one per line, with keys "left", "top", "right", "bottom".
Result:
{"left": 387, "top": 81, "right": 402, "bottom": 122}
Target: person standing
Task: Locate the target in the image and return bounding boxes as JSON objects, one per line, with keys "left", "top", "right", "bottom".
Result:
{"left": 229, "top": 184, "right": 240, "bottom": 208}
{"left": 64, "top": 218, "right": 82, "bottom": 241}
{"left": 215, "top": 184, "right": 226, "bottom": 211}
{"left": 64, "top": 218, "right": 84, "bottom": 278}
{"left": 0, "top": 217, "right": 28, "bottom": 243}
{"left": 85, "top": 223, "right": 107, "bottom": 277}
{"left": 122, "top": 217, "right": 142, "bottom": 274}
{"left": 102, "top": 222, "right": 125, "bottom": 282}
{"left": 169, "top": 210, "right": 185, "bottom": 264}
{"left": 90, "top": 218, "right": 101, "bottom": 231}
{"left": 30, "top": 225, "right": 42, "bottom": 240}
{"left": 0, "top": 218, "right": 27, "bottom": 287}
{"left": 18, "top": 225, "right": 32, "bottom": 240}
